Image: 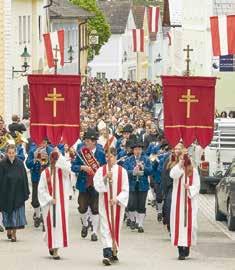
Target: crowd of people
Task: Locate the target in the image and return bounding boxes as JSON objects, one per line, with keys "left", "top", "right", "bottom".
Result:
{"left": 0, "top": 79, "right": 200, "bottom": 266}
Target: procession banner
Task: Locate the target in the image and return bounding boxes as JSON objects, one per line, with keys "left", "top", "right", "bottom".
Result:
{"left": 162, "top": 76, "right": 216, "bottom": 148}
{"left": 28, "top": 74, "right": 81, "bottom": 146}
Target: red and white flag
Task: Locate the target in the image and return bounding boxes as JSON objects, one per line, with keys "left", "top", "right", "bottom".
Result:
{"left": 210, "top": 15, "right": 235, "bottom": 56}
{"left": 132, "top": 29, "right": 144, "bottom": 52}
{"left": 148, "top": 6, "right": 160, "bottom": 33}
{"left": 43, "top": 29, "right": 64, "bottom": 68}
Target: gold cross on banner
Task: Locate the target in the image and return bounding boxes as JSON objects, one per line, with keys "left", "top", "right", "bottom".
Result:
{"left": 179, "top": 89, "right": 199, "bottom": 119}
{"left": 45, "top": 88, "right": 64, "bottom": 118}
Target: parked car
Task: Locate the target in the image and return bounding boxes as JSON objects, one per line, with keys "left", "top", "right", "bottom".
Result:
{"left": 215, "top": 159, "right": 235, "bottom": 231}
{"left": 198, "top": 118, "right": 235, "bottom": 194}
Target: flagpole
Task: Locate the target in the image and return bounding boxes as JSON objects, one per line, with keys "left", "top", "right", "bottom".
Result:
{"left": 104, "top": 83, "right": 117, "bottom": 256}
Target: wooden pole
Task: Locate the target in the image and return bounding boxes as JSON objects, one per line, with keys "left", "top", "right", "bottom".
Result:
{"left": 104, "top": 84, "right": 117, "bottom": 256}
{"left": 52, "top": 163, "right": 56, "bottom": 228}
{"left": 184, "top": 164, "right": 187, "bottom": 227}
{"left": 182, "top": 45, "right": 193, "bottom": 227}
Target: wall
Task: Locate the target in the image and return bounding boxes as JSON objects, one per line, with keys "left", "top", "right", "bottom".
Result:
{"left": 89, "top": 34, "right": 121, "bottom": 80}
{"left": 0, "top": 1, "right": 5, "bottom": 117}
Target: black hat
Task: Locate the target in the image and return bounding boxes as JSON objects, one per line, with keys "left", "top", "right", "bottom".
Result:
{"left": 131, "top": 139, "right": 144, "bottom": 149}
{"left": 122, "top": 124, "right": 133, "bottom": 133}
{"left": 83, "top": 128, "right": 99, "bottom": 140}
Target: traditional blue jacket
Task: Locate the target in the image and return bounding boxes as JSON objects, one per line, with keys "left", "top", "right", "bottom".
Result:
{"left": 123, "top": 154, "right": 152, "bottom": 192}
{"left": 26, "top": 144, "right": 53, "bottom": 183}
{"left": 117, "top": 149, "right": 132, "bottom": 167}
{"left": 16, "top": 145, "right": 25, "bottom": 162}
{"left": 71, "top": 143, "right": 106, "bottom": 192}
{"left": 146, "top": 143, "right": 161, "bottom": 156}
{"left": 152, "top": 152, "right": 170, "bottom": 184}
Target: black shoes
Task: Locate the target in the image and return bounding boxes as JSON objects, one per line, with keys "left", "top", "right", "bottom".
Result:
{"left": 0, "top": 225, "right": 4, "bottom": 232}
{"left": 91, "top": 233, "right": 98, "bottom": 241}
{"left": 130, "top": 221, "right": 136, "bottom": 230}
{"left": 34, "top": 217, "right": 41, "bottom": 228}
{"left": 102, "top": 257, "right": 112, "bottom": 266}
{"left": 138, "top": 227, "right": 144, "bottom": 233}
{"left": 157, "top": 213, "right": 163, "bottom": 222}
{"left": 178, "top": 247, "right": 190, "bottom": 260}
{"left": 81, "top": 226, "right": 88, "bottom": 238}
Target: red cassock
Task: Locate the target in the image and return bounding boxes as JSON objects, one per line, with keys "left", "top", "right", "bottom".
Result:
{"left": 162, "top": 76, "right": 216, "bottom": 148}
{"left": 28, "top": 74, "right": 81, "bottom": 146}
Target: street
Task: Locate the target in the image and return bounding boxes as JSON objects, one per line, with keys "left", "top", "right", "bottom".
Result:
{"left": 1, "top": 193, "right": 235, "bottom": 270}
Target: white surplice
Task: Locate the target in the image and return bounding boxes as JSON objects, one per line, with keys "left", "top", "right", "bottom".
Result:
{"left": 98, "top": 135, "right": 117, "bottom": 149}
{"left": 94, "top": 164, "right": 129, "bottom": 249}
{"left": 170, "top": 164, "right": 200, "bottom": 247}
{"left": 38, "top": 155, "right": 71, "bottom": 249}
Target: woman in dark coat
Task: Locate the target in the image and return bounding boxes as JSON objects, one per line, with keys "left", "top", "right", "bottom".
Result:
{"left": 162, "top": 154, "right": 179, "bottom": 233}
{"left": 0, "top": 144, "right": 30, "bottom": 242}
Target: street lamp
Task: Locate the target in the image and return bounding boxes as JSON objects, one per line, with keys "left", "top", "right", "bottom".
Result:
{"left": 64, "top": 45, "right": 74, "bottom": 63}
{"left": 154, "top": 53, "right": 162, "bottom": 63}
{"left": 12, "top": 46, "right": 31, "bottom": 79}
{"left": 122, "top": 51, "right": 127, "bottom": 63}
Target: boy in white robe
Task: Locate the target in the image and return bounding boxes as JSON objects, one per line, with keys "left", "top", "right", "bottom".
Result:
{"left": 38, "top": 148, "right": 71, "bottom": 260}
{"left": 170, "top": 152, "right": 200, "bottom": 260}
{"left": 94, "top": 147, "right": 129, "bottom": 266}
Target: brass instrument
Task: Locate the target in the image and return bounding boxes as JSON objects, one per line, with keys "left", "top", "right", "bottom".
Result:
{"left": 149, "top": 151, "right": 172, "bottom": 163}
{"left": 35, "top": 150, "right": 49, "bottom": 166}
{"left": 15, "top": 131, "right": 28, "bottom": 145}
{"left": 0, "top": 133, "right": 14, "bottom": 150}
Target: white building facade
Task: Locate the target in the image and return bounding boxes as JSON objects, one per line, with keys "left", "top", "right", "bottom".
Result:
{"left": 89, "top": 3, "right": 137, "bottom": 81}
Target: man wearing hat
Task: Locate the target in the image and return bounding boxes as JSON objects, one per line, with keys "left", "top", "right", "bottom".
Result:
{"left": 116, "top": 124, "right": 135, "bottom": 155}
{"left": 123, "top": 139, "right": 152, "bottom": 233}
{"left": 26, "top": 138, "right": 53, "bottom": 228}
{"left": 71, "top": 128, "right": 106, "bottom": 241}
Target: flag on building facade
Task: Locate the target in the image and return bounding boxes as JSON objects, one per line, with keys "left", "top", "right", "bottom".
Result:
{"left": 147, "top": 6, "right": 160, "bottom": 33}
{"left": 132, "top": 29, "right": 144, "bottom": 52}
{"left": 28, "top": 74, "right": 81, "bottom": 146}
{"left": 43, "top": 30, "right": 64, "bottom": 68}
{"left": 210, "top": 15, "right": 235, "bottom": 56}
{"left": 162, "top": 76, "right": 216, "bottom": 148}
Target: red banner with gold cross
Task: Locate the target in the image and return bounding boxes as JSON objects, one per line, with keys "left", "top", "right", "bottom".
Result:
{"left": 162, "top": 76, "right": 216, "bottom": 148}
{"left": 28, "top": 74, "right": 81, "bottom": 146}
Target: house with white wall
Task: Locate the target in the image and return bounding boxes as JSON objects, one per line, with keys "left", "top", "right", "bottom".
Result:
{"left": 2, "top": 0, "right": 92, "bottom": 124}
{"left": 89, "top": 1, "right": 137, "bottom": 81}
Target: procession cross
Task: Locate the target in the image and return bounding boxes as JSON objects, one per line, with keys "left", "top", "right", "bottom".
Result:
{"left": 179, "top": 89, "right": 199, "bottom": 119}
{"left": 45, "top": 88, "right": 64, "bottom": 118}
{"left": 183, "top": 45, "right": 193, "bottom": 76}
{"left": 53, "top": 45, "right": 60, "bottom": 75}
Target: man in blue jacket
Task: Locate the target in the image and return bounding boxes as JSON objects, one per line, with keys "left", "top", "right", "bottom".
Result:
{"left": 71, "top": 129, "right": 106, "bottom": 241}
{"left": 26, "top": 139, "right": 53, "bottom": 228}
{"left": 123, "top": 139, "right": 152, "bottom": 233}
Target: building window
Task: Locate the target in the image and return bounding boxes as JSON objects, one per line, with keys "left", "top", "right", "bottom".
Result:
{"left": 23, "top": 16, "right": 26, "bottom": 44}
{"left": 68, "top": 30, "right": 71, "bottom": 46}
{"left": 96, "top": 72, "right": 106, "bottom": 80}
{"left": 38, "top": 16, "right": 42, "bottom": 42}
{"left": 28, "top": 16, "right": 30, "bottom": 43}
{"left": 19, "top": 16, "right": 22, "bottom": 44}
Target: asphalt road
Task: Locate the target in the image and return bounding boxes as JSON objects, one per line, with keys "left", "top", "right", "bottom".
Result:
{"left": 0, "top": 193, "right": 235, "bottom": 270}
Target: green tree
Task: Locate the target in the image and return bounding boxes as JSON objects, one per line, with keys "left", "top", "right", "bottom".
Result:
{"left": 132, "top": 0, "right": 159, "bottom": 6}
{"left": 71, "top": 0, "right": 111, "bottom": 61}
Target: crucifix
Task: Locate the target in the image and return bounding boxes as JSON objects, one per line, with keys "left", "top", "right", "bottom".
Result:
{"left": 179, "top": 89, "right": 199, "bottom": 119}
{"left": 53, "top": 45, "right": 60, "bottom": 75}
{"left": 183, "top": 45, "right": 193, "bottom": 76}
{"left": 45, "top": 88, "right": 64, "bottom": 117}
